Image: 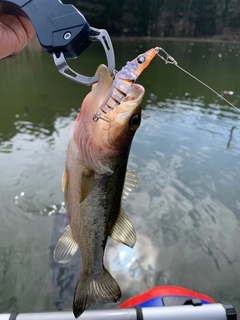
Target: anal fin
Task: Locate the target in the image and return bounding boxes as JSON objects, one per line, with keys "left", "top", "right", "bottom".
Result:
{"left": 109, "top": 207, "right": 136, "bottom": 248}
{"left": 53, "top": 225, "right": 78, "bottom": 264}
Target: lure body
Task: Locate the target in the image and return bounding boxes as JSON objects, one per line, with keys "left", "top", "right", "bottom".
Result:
{"left": 93, "top": 48, "right": 158, "bottom": 121}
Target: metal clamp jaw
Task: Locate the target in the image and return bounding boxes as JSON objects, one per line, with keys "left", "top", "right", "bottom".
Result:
{"left": 53, "top": 27, "right": 115, "bottom": 85}
{"left": 0, "top": 0, "right": 115, "bottom": 85}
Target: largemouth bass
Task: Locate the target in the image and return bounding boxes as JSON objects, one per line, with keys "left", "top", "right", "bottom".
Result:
{"left": 54, "top": 48, "right": 157, "bottom": 318}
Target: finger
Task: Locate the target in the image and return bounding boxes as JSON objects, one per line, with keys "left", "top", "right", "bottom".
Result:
{"left": 0, "top": 14, "right": 34, "bottom": 59}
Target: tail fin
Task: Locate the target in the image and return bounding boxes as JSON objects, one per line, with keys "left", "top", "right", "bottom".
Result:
{"left": 73, "top": 267, "right": 121, "bottom": 318}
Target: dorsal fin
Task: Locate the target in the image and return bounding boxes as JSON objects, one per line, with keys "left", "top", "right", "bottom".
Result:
{"left": 109, "top": 169, "right": 138, "bottom": 248}
{"left": 109, "top": 207, "right": 136, "bottom": 248}
{"left": 122, "top": 169, "right": 138, "bottom": 202}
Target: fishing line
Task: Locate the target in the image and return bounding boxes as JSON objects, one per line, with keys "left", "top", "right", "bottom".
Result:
{"left": 155, "top": 47, "right": 240, "bottom": 114}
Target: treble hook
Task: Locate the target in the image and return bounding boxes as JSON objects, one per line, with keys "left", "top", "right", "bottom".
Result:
{"left": 92, "top": 111, "right": 112, "bottom": 130}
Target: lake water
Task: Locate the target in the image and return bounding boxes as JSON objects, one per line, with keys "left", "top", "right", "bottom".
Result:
{"left": 0, "top": 38, "right": 240, "bottom": 315}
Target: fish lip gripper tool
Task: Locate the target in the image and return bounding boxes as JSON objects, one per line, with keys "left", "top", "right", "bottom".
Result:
{"left": 0, "top": 0, "right": 115, "bottom": 85}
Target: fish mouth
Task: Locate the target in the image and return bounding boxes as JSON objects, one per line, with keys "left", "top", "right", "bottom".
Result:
{"left": 115, "top": 84, "right": 145, "bottom": 117}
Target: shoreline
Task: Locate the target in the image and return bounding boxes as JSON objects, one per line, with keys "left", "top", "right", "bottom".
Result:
{"left": 111, "top": 35, "right": 240, "bottom": 44}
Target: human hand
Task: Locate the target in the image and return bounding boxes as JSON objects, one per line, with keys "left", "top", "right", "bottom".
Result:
{"left": 0, "top": 14, "right": 34, "bottom": 59}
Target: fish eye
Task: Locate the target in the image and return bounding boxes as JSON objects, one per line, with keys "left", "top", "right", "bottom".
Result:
{"left": 129, "top": 114, "right": 141, "bottom": 131}
{"left": 137, "top": 55, "right": 146, "bottom": 64}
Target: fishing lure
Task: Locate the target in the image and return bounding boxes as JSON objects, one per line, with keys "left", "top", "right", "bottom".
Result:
{"left": 93, "top": 46, "right": 239, "bottom": 122}
{"left": 92, "top": 48, "right": 158, "bottom": 122}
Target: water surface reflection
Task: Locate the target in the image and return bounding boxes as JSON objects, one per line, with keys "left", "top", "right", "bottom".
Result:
{"left": 0, "top": 39, "right": 240, "bottom": 314}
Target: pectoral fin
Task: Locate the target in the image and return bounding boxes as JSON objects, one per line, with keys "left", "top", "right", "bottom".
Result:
{"left": 109, "top": 207, "right": 136, "bottom": 248}
{"left": 53, "top": 225, "right": 78, "bottom": 264}
{"left": 62, "top": 169, "right": 69, "bottom": 206}
{"left": 80, "top": 172, "right": 94, "bottom": 203}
